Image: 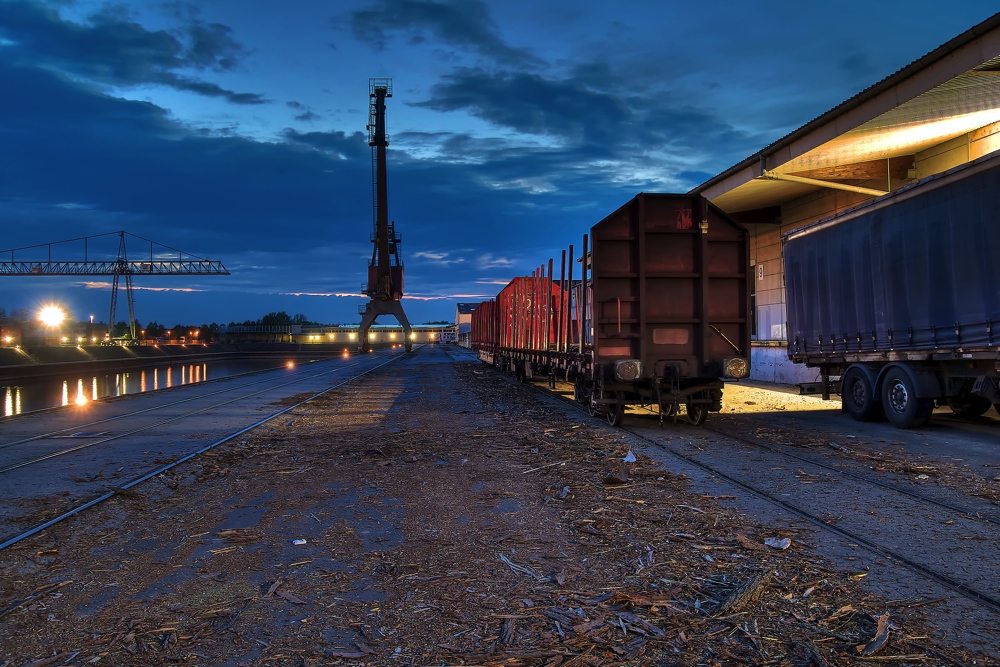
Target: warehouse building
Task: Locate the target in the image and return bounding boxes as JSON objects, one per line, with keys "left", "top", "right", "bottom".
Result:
{"left": 455, "top": 302, "right": 481, "bottom": 348}
{"left": 220, "top": 323, "right": 455, "bottom": 346}
{"left": 695, "top": 13, "right": 1000, "bottom": 384}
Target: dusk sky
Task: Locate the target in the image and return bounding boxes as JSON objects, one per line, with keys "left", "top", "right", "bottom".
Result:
{"left": 1, "top": 0, "right": 995, "bottom": 328}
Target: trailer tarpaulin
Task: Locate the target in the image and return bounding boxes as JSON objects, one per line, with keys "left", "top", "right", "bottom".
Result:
{"left": 784, "top": 153, "right": 1000, "bottom": 355}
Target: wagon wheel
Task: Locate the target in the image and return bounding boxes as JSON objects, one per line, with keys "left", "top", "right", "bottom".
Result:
{"left": 686, "top": 401, "right": 708, "bottom": 426}
{"left": 573, "top": 381, "right": 586, "bottom": 404}
{"left": 606, "top": 392, "right": 625, "bottom": 427}
{"left": 587, "top": 389, "right": 600, "bottom": 417}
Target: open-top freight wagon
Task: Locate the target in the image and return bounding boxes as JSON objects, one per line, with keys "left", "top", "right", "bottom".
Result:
{"left": 472, "top": 193, "right": 751, "bottom": 426}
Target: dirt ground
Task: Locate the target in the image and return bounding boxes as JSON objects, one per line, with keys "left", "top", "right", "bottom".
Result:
{"left": 0, "top": 347, "right": 991, "bottom": 666}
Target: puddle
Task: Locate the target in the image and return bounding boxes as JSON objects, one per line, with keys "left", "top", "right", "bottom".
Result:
{"left": 492, "top": 498, "right": 521, "bottom": 514}
{"left": 217, "top": 491, "right": 276, "bottom": 530}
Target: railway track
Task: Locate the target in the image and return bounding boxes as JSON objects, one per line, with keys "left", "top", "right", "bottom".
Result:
{"left": 537, "top": 377, "right": 1000, "bottom": 615}
{"left": 0, "top": 348, "right": 408, "bottom": 551}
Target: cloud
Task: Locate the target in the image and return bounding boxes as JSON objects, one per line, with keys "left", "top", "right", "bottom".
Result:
{"left": 348, "top": 0, "right": 543, "bottom": 68}
{"left": 412, "top": 250, "right": 466, "bottom": 265}
{"left": 414, "top": 66, "right": 760, "bottom": 168}
{"left": 476, "top": 254, "right": 513, "bottom": 269}
{"left": 414, "top": 68, "right": 629, "bottom": 149}
{"left": 78, "top": 282, "right": 203, "bottom": 293}
{"left": 0, "top": 0, "right": 266, "bottom": 103}
{"left": 282, "top": 128, "right": 369, "bottom": 159}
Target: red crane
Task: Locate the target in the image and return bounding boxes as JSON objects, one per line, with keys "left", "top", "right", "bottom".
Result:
{"left": 357, "top": 78, "right": 412, "bottom": 353}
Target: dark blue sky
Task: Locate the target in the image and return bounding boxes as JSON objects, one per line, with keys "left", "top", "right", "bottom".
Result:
{"left": 0, "top": 0, "right": 994, "bottom": 327}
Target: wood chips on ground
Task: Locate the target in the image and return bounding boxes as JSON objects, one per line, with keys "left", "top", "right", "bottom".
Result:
{"left": 0, "top": 353, "right": 987, "bottom": 666}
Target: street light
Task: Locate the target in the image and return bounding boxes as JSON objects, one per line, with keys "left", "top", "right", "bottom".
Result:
{"left": 39, "top": 306, "right": 65, "bottom": 327}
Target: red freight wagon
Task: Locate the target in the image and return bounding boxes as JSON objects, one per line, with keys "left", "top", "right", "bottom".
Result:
{"left": 472, "top": 276, "right": 572, "bottom": 375}
{"left": 472, "top": 193, "right": 750, "bottom": 426}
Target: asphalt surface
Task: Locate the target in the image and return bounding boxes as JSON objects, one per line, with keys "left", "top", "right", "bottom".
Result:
{"left": 0, "top": 348, "right": 406, "bottom": 546}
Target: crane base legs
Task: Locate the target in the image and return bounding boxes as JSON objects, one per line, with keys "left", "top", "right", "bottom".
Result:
{"left": 358, "top": 299, "right": 412, "bottom": 353}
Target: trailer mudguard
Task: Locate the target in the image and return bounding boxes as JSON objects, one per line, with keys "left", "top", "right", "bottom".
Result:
{"left": 875, "top": 363, "right": 942, "bottom": 399}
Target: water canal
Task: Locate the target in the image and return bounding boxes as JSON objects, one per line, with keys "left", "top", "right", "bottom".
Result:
{"left": 1, "top": 357, "right": 316, "bottom": 417}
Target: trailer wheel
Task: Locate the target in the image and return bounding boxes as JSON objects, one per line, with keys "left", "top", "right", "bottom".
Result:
{"left": 882, "top": 368, "right": 934, "bottom": 429}
{"left": 686, "top": 402, "right": 708, "bottom": 426}
{"left": 841, "top": 367, "right": 884, "bottom": 422}
{"left": 946, "top": 394, "right": 992, "bottom": 418}
{"left": 606, "top": 392, "right": 625, "bottom": 427}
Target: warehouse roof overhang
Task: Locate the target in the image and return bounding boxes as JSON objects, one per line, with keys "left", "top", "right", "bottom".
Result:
{"left": 694, "top": 12, "right": 1000, "bottom": 214}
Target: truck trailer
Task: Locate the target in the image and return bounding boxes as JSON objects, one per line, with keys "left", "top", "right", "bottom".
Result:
{"left": 783, "top": 150, "right": 1000, "bottom": 428}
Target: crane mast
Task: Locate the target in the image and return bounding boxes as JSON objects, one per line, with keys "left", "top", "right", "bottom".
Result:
{"left": 357, "top": 78, "right": 412, "bottom": 352}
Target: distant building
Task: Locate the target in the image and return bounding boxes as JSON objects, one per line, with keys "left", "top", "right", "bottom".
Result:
{"left": 455, "top": 302, "right": 481, "bottom": 348}
{"left": 218, "top": 323, "right": 455, "bottom": 347}
{"left": 218, "top": 325, "right": 300, "bottom": 344}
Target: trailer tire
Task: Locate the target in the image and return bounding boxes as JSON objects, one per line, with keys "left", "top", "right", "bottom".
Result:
{"left": 882, "top": 368, "right": 934, "bottom": 429}
{"left": 842, "top": 367, "right": 884, "bottom": 422}
{"left": 946, "top": 394, "right": 992, "bottom": 418}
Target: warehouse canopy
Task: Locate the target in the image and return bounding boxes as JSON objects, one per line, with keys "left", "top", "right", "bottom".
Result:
{"left": 696, "top": 13, "right": 1000, "bottom": 215}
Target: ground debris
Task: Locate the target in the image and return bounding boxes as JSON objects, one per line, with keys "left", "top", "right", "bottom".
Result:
{"left": 715, "top": 570, "right": 772, "bottom": 615}
{"left": 0, "top": 351, "right": 985, "bottom": 666}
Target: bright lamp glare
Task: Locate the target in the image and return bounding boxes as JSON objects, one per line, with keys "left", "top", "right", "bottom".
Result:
{"left": 39, "top": 306, "right": 65, "bottom": 327}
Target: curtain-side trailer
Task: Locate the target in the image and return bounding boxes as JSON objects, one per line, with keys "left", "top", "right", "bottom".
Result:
{"left": 783, "top": 151, "right": 1000, "bottom": 428}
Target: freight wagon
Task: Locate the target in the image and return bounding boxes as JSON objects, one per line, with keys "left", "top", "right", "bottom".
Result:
{"left": 784, "top": 151, "right": 1000, "bottom": 429}
{"left": 473, "top": 193, "right": 751, "bottom": 426}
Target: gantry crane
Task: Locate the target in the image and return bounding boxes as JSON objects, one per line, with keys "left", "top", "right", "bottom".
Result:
{"left": 357, "top": 78, "right": 413, "bottom": 353}
{"left": 1, "top": 231, "right": 229, "bottom": 340}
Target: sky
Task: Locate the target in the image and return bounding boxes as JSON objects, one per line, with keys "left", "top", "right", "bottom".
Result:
{"left": 0, "top": 0, "right": 996, "bottom": 328}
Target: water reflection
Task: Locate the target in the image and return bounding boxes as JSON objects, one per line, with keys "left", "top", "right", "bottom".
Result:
{"left": 2, "top": 358, "right": 298, "bottom": 416}
{"left": 4, "top": 387, "right": 21, "bottom": 417}
{"left": 75, "top": 379, "right": 87, "bottom": 406}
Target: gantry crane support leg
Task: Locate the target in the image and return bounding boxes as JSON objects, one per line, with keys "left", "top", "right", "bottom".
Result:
{"left": 357, "top": 300, "right": 413, "bottom": 353}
